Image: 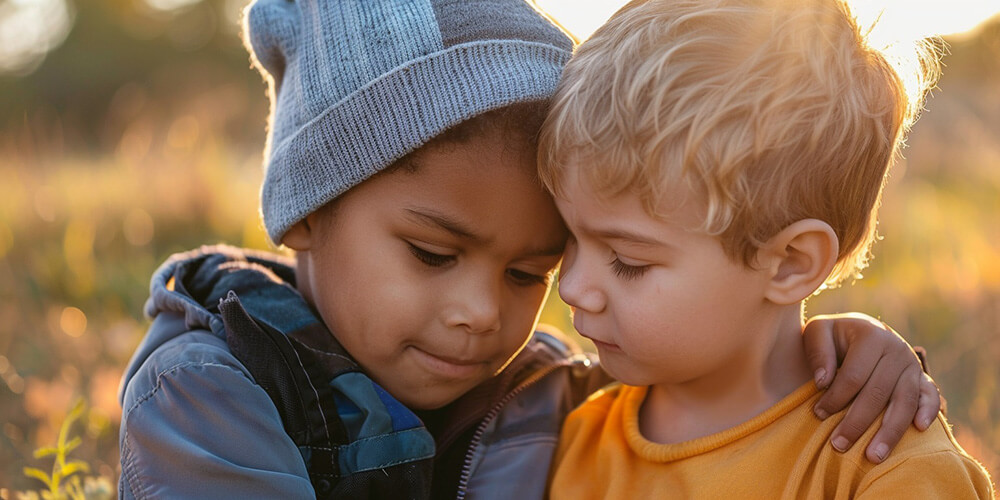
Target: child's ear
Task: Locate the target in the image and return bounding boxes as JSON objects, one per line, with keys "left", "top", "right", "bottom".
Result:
{"left": 760, "top": 219, "right": 839, "bottom": 305}
{"left": 281, "top": 215, "right": 317, "bottom": 251}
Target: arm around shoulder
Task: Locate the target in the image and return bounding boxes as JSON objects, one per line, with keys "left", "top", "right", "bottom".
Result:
{"left": 119, "top": 330, "right": 313, "bottom": 500}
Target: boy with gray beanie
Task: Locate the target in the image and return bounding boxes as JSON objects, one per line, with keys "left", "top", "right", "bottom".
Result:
{"left": 117, "top": 0, "right": 942, "bottom": 498}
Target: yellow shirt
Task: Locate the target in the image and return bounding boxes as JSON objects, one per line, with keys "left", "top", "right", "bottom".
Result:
{"left": 550, "top": 383, "right": 994, "bottom": 499}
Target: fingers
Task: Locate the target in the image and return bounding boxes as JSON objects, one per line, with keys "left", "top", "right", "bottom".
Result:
{"left": 801, "top": 316, "right": 838, "bottom": 389}
{"left": 807, "top": 312, "right": 933, "bottom": 462}
{"left": 812, "top": 333, "right": 883, "bottom": 419}
{"left": 914, "top": 372, "right": 943, "bottom": 430}
{"left": 861, "top": 364, "right": 922, "bottom": 463}
{"left": 825, "top": 350, "right": 903, "bottom": 453}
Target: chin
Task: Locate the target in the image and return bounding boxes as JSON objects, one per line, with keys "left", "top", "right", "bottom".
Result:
{"left": 603, "top": 364, "right": 675, "bottom": 388}
{"left": 600, "top": 361, "right": 647, "bottom": 386}
{"left": 400, "top": 391, "right": 461, "bottom": 411}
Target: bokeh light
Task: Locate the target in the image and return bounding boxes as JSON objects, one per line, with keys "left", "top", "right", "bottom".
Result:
{"left": 123, "top": 209, "right": 155, "bottom": 247}
{"left": 0, "top": 0, "right": 75, "bottom": 75}
{"left": 145, "top": 0, "right": 201, "bottom": 12}
{"left": 60, "top": 306, "right": 88, "bottom": 338}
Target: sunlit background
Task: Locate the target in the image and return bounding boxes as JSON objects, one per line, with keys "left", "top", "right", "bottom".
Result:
{"left": 0, "top": 0, "right": 998, "bottom": 494}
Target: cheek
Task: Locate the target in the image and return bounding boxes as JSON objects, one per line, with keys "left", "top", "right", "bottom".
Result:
{"left": 620, "top": 306, "right": 678, "bottom": 356}
{"left": 311, "top": 243, "right": 427, "bottom": 340}
{"left": 614, "top": 281, "right": 709, "bottom": 354}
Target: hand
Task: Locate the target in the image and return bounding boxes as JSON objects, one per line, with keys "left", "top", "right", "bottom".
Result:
{"left": 802, "top": 313, "right": 942, "bottom": 464}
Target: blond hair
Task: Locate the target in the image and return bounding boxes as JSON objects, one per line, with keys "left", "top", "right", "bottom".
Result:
{"left": 538, "top": 0, "right": 940, "bottom": 287}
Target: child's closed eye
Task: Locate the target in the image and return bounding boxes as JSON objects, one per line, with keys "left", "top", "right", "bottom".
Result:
{"left": 611, "top": 256, "right": 649, "bottom": 280}
{"left": 407, "top": 243, "right": 456, "bottom": 267}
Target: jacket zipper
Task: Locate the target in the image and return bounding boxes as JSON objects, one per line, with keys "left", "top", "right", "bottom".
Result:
{"left": 454, "top": 362, "right": 569, "bottom": 499}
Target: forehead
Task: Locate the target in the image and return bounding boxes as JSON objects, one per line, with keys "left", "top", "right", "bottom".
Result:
{"left": 555, "top": 161, "right": 706, "bottom": 230}
{"left": 408, "top": 122, "right": 537, "bottom": 169}
{"left": 352, "top": 130, "right": 566, "bottom": 250}
{"left": 389, "top": 130, "right": 537, "bottom": 201}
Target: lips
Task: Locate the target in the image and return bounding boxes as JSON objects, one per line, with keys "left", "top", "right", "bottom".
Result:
{"left": 426, "top": 351, "right": 484, "bottom": 366}
{"left": 585, "top": 336, "right": 621, "bottom": 352}
{"left": 574, "top": 317, "right": 621, "bottom": 351}
{"left": 410, "top": 346, "right": 489, "bottom": 379}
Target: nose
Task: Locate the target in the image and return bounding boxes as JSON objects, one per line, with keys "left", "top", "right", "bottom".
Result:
{"left": 557, "top": 238, "right": 605, "bottom": 313}
{"left": 445, "top": 272, "right": 503, "bottom": 334}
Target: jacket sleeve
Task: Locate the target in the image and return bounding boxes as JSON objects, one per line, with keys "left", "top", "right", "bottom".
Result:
{"left": 118, "top": 329, "right": 314, "bottom": 500}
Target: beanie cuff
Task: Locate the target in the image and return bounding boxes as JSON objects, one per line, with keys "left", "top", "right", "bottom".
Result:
{"left": 261, "top": 40, "right": 570, "bottom": 244}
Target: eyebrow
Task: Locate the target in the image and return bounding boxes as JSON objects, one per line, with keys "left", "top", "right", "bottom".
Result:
{"left": 404, "top": 208, "right": 486, "bottom": 243}
{"left": 592, "top": 227, "right": 672, "bottom": 248}
{"left": 526, "top": 240, "right": 567, "bottom": 258}
{"left": 404, "top": 208, "right": 566, "bottom": 257}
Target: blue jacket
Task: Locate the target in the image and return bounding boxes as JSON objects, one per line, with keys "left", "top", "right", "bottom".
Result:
{"left": 118, "top": 246, "right": 609, "bottom": 499}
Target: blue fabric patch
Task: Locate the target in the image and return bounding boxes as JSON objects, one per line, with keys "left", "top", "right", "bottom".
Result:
{"left": 337, "top": 428, "right": 436, "bottom": 476}
{"left": 331, "top": 391, "right": 364, "bottom": 441}
{"left": 373, "top": 383, "right": 423, "bottom": 432}
{"left": 330, "top": 372, "right": 393, "bottom": 440}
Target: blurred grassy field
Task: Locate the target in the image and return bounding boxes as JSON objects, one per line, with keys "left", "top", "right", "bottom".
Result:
{"left": 1, "top": 3, "right": 999, "bottom": 493}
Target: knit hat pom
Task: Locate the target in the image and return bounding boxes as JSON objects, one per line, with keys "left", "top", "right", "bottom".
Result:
{"left": 244, "top": 0, "right": 299, "bottom": 85}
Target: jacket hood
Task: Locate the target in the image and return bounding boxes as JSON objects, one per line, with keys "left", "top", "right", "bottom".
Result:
{"left": 145, "top": 245, "right": 298, "bottom": 333}
{"left": 120, "top": 245, "right": 299, "bottom": 397}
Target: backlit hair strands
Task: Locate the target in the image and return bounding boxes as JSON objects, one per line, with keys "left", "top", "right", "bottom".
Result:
{"left": 538, "top": 0, "right": 940, "bottom": 288}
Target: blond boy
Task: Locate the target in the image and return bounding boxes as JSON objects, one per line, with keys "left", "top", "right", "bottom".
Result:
{"left": 539, "top": 0, "right": 994, "bottom": 497}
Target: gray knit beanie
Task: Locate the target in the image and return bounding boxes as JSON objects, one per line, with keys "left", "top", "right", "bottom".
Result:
{"left": 243, "top": 0, "right": 575, "bottom": 244}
